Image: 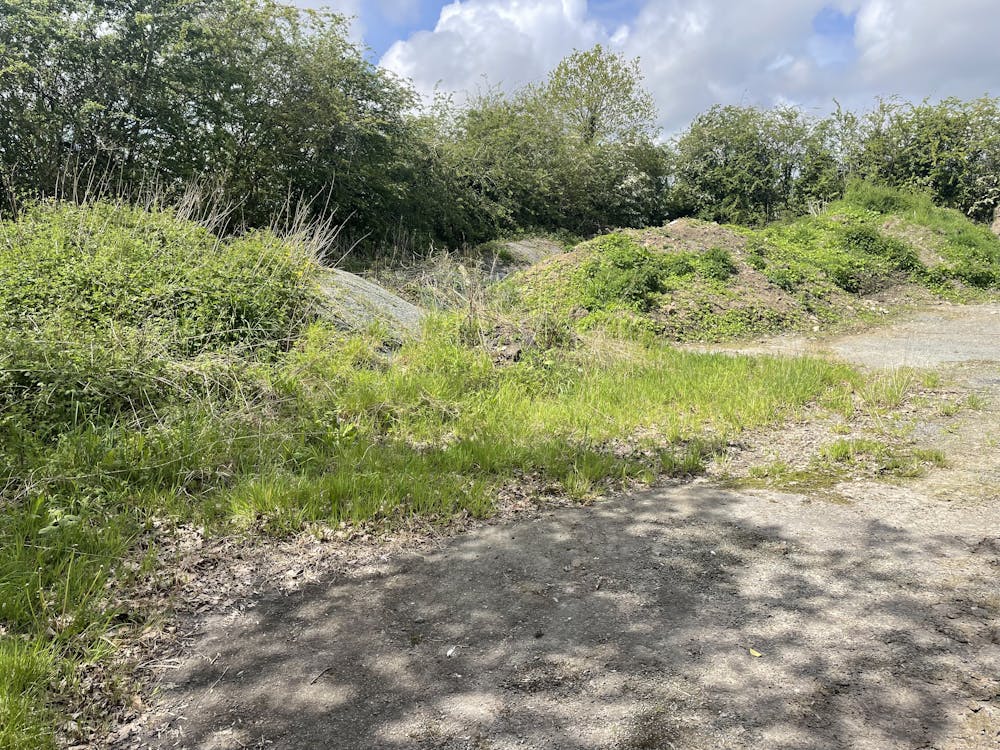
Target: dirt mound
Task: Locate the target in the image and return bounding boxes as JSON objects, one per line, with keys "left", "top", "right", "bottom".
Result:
{"left": 316, "top": 269, "right": 424, "bottom": 337}
{"left": 640, "top": 217, "right": 748, "bottom": 254}
{"left": 881, "top": 217, "right": 947, "bottom": 267}
{"left": 509, "top": 220, "right": 862, "bottom": 342}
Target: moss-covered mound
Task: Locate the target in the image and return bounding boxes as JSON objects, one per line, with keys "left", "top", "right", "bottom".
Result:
{"left": 503, "top": 184, "right": 1000, "bottom": 342}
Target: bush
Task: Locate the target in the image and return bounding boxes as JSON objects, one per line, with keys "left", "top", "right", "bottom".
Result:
{"left": 0, "top": 202, "right": 322, "bottom": 435}
{"left": 840, "top": 225, "right": 919, "bottom": 272}
{"left": 697, "top": 246, "right": 738, "bottom": 281}
{"left": 843, "top": 181, "right": 919, "bottom": 214}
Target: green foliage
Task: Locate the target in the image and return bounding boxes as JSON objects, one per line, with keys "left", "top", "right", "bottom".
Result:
{"left": 751, "top": 206, "right": 920, "bottom": 295}
{"left": 841, "top": 182, "right": 1000, "bottom": 288}
{"left": 850, "top": 98, "right": 1000, "bottom": 222}
{"left": 439, "top": 47, "right": 669, "bottom": 237}
{"left": 0, "top": 202, "right": 319, "bottom": 351}
{"left": 669, "top": 105, "right": 844, "bottom": 225}
{"left": 0, "top": 202, "right": 319, "bottom": 436}
{"left": 696, "top": 247, "right": 738, "bottom": 281}
{"left": 843, "top": 181, "right": 920, "bottom": 214}
{"left": 542, "top": 45, "right": 658, "bottom": 145}
{"left": 3, "top": 0, "right": 998, "bottom": 251}
{"left": 579, "top": 234, "right": 675, "bottom": 312}
{"left": 0, "top": 0, "right": 473, "bottom": 248}
{"left": 0, "top": 639, "right": 55, "bottom": 750}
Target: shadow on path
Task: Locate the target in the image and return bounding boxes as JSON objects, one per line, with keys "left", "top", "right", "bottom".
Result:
{"left": 137, "top": 483, "right": 1000, "bottom": 749}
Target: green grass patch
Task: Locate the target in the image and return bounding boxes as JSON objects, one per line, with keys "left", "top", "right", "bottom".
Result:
{"left": 841, "top": 181, "right": 1000, "bottom": 289}
{"left": 0, "top": 639, "right": 56, "bottom": 750}
{"left": 504, "top": 231, "right": 794, "bottom": 342}
{"left": 747, "top": 206, "right": 919, "bottom": 296}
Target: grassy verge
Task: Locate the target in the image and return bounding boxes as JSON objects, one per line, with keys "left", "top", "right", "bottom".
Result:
{"left": 1, "top": 323, "right": 858, "bottom": 746}
{"left": 2, "top": 249, "right": 868, "bottom": 746}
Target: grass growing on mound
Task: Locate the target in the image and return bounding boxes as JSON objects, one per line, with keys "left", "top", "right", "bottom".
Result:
{"left": 504, "top": 183, "right": 1000, "bottom": 344}
{"left": 0, "top": 202, "right": 321, "bottom": 440}
{"left": 0, "top": 202, "right": 321, "bottom": 353}
{"left": 750, "top": 182, "right": 1000, "bottom": 296}
{"left": 0, "top": 202, "right": 867, "bottom": 747}
{"left": 502, "top": 233, "right": 755, "bottom": 341}
{"left": 746, "top": 206, "right": 919, "bottom": 295}
{"left": 841, "top": 181, "right": 1000, "bottom": 289}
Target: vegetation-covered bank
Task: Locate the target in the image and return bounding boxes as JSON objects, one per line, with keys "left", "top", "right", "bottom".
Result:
{"left": 0, "top": 174, "right": 998, "bottom": 746}
{"left": 505, "top": 182, "right": 1000, "bottom": 342}
{"left": 0, "top": 201, "right": 874, "bottom": 748}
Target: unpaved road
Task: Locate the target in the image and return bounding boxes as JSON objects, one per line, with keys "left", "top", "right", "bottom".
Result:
{"left": 130, "top": 305, "right": 1000, "bottom": 750}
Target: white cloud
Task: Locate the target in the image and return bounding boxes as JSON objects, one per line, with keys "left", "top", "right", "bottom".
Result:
{"left": 377, "top": 0, "right": 1000, "bottom": 132}
{"left": 381, "top": 0, "right": 606, "bottom": 97}
{"left": 852, "top": 0, "right": 1000, "bottom": 98}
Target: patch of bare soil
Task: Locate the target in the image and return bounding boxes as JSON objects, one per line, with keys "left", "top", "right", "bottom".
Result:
{"left": 119, "top": 306, "right": 1000, "bottom": 750}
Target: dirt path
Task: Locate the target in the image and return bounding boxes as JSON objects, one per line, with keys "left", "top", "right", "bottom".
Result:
{"left": 128, "top": 306, "right": 1000, "bottom": 750}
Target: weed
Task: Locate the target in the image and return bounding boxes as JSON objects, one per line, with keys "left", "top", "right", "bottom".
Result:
{"left": 696, "top": 246, "right": 738, "bottom": 281}
{"left": 748, "top": 460, "right": 791, "bottom": 479}
{"left": 963, "top": 393, "right": 987, "bottom": 411}
{"left": 0, "top": 639, "right": 55, "bottom": 750}
{"left": 858, "top": 370, "right": 917, "bottom": 415}
{"left": 921, "top": 371, "right": 943, "bottom": 389}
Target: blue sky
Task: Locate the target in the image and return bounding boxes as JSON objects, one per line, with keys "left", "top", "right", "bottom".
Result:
{"left": 294, "top": 0, "right": 998, "bottom": 132}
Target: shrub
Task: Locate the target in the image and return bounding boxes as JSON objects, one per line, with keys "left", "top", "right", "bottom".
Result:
{"left": 843, "top": 180, "right": 919, "bottom": 214}
{"left": 0, "top": 202, "right": 321, "bottom": 435}
{"left": 579, "top": 234, "right": 670, "bottom": 312}
{"left": 839, "top": 225, "right": 916, "bottom": 270}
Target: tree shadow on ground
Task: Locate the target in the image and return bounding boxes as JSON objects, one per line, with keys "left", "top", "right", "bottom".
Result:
{"left": 138, "top": 483, "right": 1000, "bottom": 749}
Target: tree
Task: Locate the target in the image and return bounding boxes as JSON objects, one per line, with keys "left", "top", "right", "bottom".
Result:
{"left": 0, "top": 0, "right": 451, "bottom": 249}
{"left": 441, "top": 60, "right": 668, "bottom": 237}
{"left": 541, "top": 45, "right": 658, "bottom": 146}
{"left": 852, "top": 97, "right": 1000, "bottom": 221}
{"left": 669, "top": 105, "right": 841, "bottom": 225}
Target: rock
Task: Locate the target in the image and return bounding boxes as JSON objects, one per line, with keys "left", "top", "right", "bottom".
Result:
{"left": 500, "top": 238, "right": 564, "bottom": 266}
{"left": 316, "top": 269, "right": 424, "bottom": 339}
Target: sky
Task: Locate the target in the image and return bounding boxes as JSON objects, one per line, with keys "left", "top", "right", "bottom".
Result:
{"left": 294, "top": 0, "right": 1000, "bottom": 133}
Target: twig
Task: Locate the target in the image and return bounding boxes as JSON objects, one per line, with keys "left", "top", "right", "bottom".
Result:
{"left": 309, "top": 666, "right": 333, "bottom": 685}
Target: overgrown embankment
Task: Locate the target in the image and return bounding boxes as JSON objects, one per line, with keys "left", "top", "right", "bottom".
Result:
{"left": 505, "top": 183, "right": 1000, "bottom": 341}
{"left": 0, "top": 201, "right": 860, "bottom": 749}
